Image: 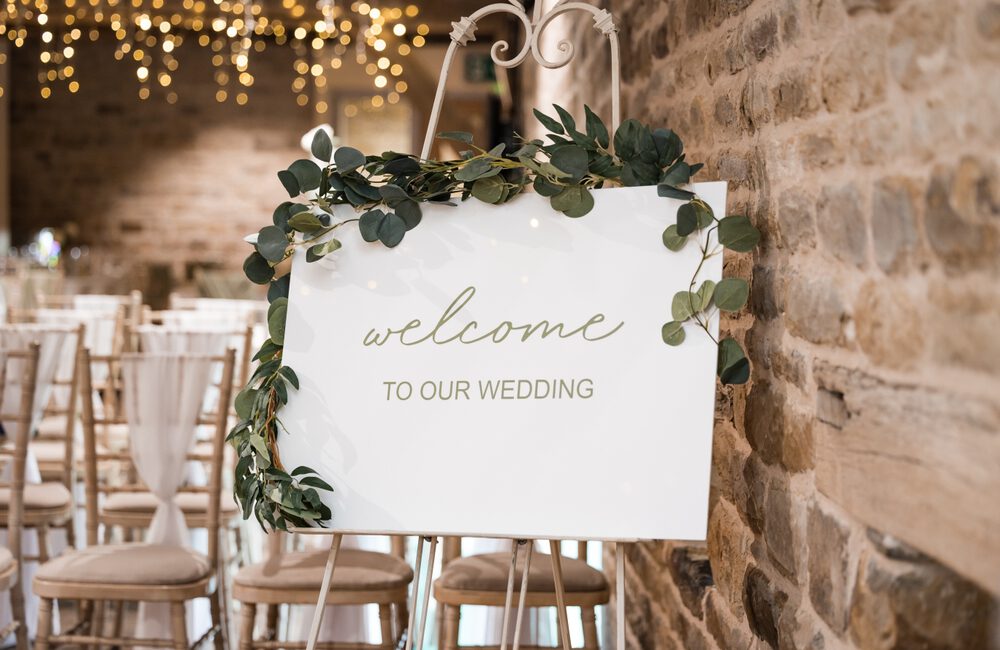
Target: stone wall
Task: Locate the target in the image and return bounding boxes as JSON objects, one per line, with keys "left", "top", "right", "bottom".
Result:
{"left": 529, "top": 0, "right": 1000, "bottom": 648}
{"left": 8, "top": 36, "right": 313, "bottom": 297}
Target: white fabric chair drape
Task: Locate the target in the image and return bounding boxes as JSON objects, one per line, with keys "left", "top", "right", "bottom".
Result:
{"left": 120, "top": 353, "right": 213, "bottom": 643}
{"left": 0, "top": 326, "right": 71, "bottom": 642}
{"left": 136, "top": 328, "right": 230, "bottom": 357}
{"left": 0, "top": 326, "right": 72, "bottom": 435}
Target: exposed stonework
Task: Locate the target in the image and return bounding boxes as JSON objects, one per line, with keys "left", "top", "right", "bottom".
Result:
{"left": 537, "top": 0, "right": 1000, "bottom": 647}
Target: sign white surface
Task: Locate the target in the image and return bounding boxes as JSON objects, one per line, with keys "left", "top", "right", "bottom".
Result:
{"left": 281, "top": 182, "right": 726, "bottom": 541}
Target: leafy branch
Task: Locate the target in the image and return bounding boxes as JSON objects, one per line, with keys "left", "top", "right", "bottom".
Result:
{"left": 232, "top": 105, "right": 761, "bottom": 529}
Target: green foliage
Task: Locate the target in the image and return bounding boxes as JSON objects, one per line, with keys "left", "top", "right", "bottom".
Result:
{"left": 236, "top": 104, "right": 763, "bottom": 530}
{"left": 310, "top": 129, "right": 334, "bottom": 163}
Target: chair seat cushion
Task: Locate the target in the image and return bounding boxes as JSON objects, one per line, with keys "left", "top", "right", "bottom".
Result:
{"left": 35, "top": 544, "right": 211, "bottom": 585}
{"left": 101, "top": 491, "right": 238, "bottom": 515}
{"left": 436, "top": 552, "right": 608, "bottom": 593}
{"left": 37, "top": 415, "right": 69, "bottom": 438}
{"left": 0, "top": 482, "right": 72, "bottom": 512}
{"left": 30, "top": 440, "right": 71, "bottom": 465}
{"left": 234, "top": 549, "right": 413, "bottom": 591}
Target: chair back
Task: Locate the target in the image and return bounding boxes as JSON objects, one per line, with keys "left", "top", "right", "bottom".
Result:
{"left": 441, "top": 537, "right": 591, "bottom": 568}
{"left": 0, "top": 324, "right": 75, "bottom": 439}
{"left": 78, "top": 347, "right": 236, "bottom": 567}
{"left": 132, "top": 323, "right": 255, "bottom": 391}
{"left": 0, "top": 343, "right": 40, "bottom": 567}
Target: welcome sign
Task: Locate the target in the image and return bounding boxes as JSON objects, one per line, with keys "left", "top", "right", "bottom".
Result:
{"left": 280, "top": 182, "right": 726, "bottom": 541}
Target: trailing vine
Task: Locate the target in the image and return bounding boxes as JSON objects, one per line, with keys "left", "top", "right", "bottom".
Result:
{"left": 230, "top": 105, "right": 761, "bottom": 529}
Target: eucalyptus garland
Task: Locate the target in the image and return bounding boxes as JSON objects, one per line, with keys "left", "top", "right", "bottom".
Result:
{"left": 230, "top": 105, "right": 761, "bottom": 529}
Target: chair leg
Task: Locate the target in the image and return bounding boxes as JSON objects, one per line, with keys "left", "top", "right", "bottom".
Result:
{"left": 582, "top": 606, "right": 598, "bottom": 650}
{"left": 263, "top": 605, "right": 278, "bottom": 640}
{"left": 10, "top": 571, "right": 28, "bottom": 650}
{"left": 210, "top": 590, "right": 226, "bottom": 650}
{"left": 378, "top": 604, "right": 393, "bottom": 649}
{"left": 35, "top": 598, "right": 54, "bottom": 650}
{"left": 37, "top": 525, "right": 51, "bottom": 563}
{"left": 238, "top": 603, "right": 256, "bottom": 650}
{"left": 395, "top": 600, "right": 408, "bottom": 644}
{"left": 65, "top": 514, "right": 77, "bottom": 550}
{"left": 90, "top": 599, "right": 106, "bottom": 650}
{"left": 170, "top": 601, "right": 188, "bottom": 650}
{"left": 442, "top": 604, "right": 460, "bottom": 650}
{"left": 112, "top": 600, "right": 125, "bottom": 645}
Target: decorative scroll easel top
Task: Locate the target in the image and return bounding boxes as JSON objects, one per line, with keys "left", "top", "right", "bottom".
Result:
{"left": 420, "top": 0, "right": 621, "bottom": 158}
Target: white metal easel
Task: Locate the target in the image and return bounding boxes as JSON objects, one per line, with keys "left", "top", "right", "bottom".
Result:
{"left": 302, "top": 2, "right": 628, "bottom": 649}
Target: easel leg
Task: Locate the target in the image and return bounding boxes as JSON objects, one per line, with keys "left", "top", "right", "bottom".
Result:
{"left": 510, "top": 541, "right": 533, "bottom": 650}
{"left": 499, "top": 540, "right": 521, "bottom": 650}
{"left": 549, "top": 541, "right": 570, "bottom": 650}
{"left": 413, "top": 536, "right": 438, "bottom": 650}
{"left": 304, "top": 533, "right": 343, "bottom": 650}
{"left": 616, "top": 542, "right": 626, "bottom": 650}
{"left": 403, "top": 536, "right": 425, "bottom": 650}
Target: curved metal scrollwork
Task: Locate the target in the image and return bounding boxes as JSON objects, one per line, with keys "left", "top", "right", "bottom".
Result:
{"left": 420, "top": 0, "right": 621, "bottom": 158}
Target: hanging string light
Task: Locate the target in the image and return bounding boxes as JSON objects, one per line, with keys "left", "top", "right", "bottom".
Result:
{"left": 0, "top": 0, "right": 423, "bottom": 105}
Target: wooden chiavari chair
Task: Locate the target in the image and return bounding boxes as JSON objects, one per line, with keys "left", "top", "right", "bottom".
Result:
{"left": 18, "top": 324, "right": 84, "bottom": 550}
{"left": 434, "top": 539, "right": 608, "bottom": 650}
{"left": 233, "top": 533, "right": 413, "bottom": 650}
{"left": 36, "top": 291, "right": 142, "bottom": 344}
{"left": 0, "top": 342, "right": 39, "bottom": 650}
{"left": 0, "top": 329, "right": 74, "bottom": 568}
{"left": 32, "top": 347, "right": 236, "bottom": 650}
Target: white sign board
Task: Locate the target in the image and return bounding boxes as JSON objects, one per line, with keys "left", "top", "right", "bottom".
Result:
{"left": 281, "top": 182, "right": 726, "bottom": 541}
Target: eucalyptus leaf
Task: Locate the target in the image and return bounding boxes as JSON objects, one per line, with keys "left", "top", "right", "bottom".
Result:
{"left": 613, "top": 119, "right": 642, "bottom": 161}
{"left": 533, "top": 176, "right": 562, "bottom": 197}
{"left": 267, "top": 297, "right": 288, "bottom": 346}
{"left": 279, "top": 366, "right": 300, "bottom": 390}
{"left": 533, "top": 108, "right": 565, "bottom": 135}
{"left": 660, "top": 160, "right": 691, "bottom": 187}
{"left": 359, "top": 209, "right": 385, "bottom": 242}
{"left": 671, "top": 290, "right": 698, "bottom": 321}
{"left": 553, "top": 104, "right": 577, "bottom": 135}
{"left": 696, "top": 280, "right": 717, "bottom": 311}
{"left": 551, "top": 186, "right": 594, "bottom": 218}
{"left": 272, "top": 201, "right": 296, "bottom": 232}
{"left": 256, "top": 226, "right": 289, "bottom": 263}
{"left": 234, "top": 388, "right": 257, "bottom": 420}
{"left": 472, "top": 175, "right": 505, "bottom": 204}
{"left": 661, "top": 321, "right": 686, "bottom": 346}
{"left": 267, "top": 273, "right": 290, "bottom": 302}
{"left": 714, "top": 278, "right": 749, "bottom": 311}
{"left": 717, "top": 337, "right": 750, "bottom": 385}
{"left": 310, "top": 129, "right": 333, "bottom": 162}
{"left": 718, "top": 215, "right": 761, "bottom": 252}
{"left": 306, "top": 238, "right": 342, "bottom": 262}
{"left": 395, "top": 200, "right": 422, "bottom": 229}
{"left": 288, "top": 159, "right": 322, "bottom": 192}
{"left": 662, "top": 225, "right": 687, "bottom": 251}
{"left": 676, "top": 203, "right": 698, "bottom": 236}
{"left": 437, "top": 131, "right": 473, "bottom": 144}
{"left": 277, "top": 170, "right": 299, "bottom": 197}
{"left": 243, "top": 252, "right": 274, "bottom": 285}
{"left": 657, "top": 184, "right": 696, "bottom": 200}
{"left": 455, "top": 158, "right": 493, "bottom": 182}
{"left": 333, "top": 146, "right": 366, "bottom": 174}
{"left": 584, "top": 105, "right": 610, "bottom": 149}
{"left": 693, "top": 201, "right": 715, "bottom": 228}
{"left": 377, "top": 212, "right": 407, "bottom": 248}
{"left": 550, "top": 145, "right": 589, "bottom": 182}
{"left": 378, "top": 183, "right": 409, "bottom": 206}
{"left": 287, "top": 212, "right": 323, "bottom": 233}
